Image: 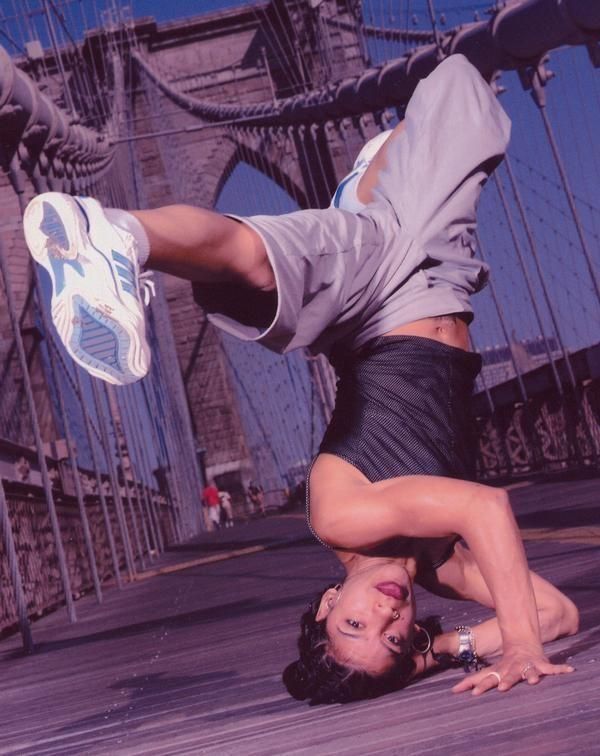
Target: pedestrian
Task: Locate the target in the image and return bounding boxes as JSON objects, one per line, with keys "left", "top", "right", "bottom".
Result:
{"left": 247, "top": 481, "right": 265, "bottom": 517}
{"left": 202, "top": 479, "right": 221, "bottom": 531}
{"left": 218, "top": 488, "right": 234, "bottom": 528}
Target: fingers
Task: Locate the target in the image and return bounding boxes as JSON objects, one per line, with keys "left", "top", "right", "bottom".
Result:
{"left": 537, "top": 662, "right": 575, "bottom": 676}
{"left": 452, "top": 670, "right": 502, "bottom": 695}
{"left": 523, "top": 661, "right": 574, "bottom": 685}
{"left": 495, "top": 664, "right": 544, "bottom": 691}
{"left": 452, "top": 661, "right": 575, "bottom": 696}
{"left": 451, "top": 676, "right": 476, "bottom": 693}
{"left": 520, "top": 661, "right": 540, "bottom": 686}
{"left": 472, "top": 671, "right": 503, "bottom": 696}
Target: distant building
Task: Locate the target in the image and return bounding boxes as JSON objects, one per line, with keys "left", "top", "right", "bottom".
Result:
{"left": 477, "top": 335, "right": 562, "bottom": 389}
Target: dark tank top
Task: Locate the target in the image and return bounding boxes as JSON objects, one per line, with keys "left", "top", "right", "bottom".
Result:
{"left": 318, "top": 335, "right": 482, "bottom": 569}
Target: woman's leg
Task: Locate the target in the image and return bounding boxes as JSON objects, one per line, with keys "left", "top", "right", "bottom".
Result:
{"left": 415, "top": 556, "right": 578, "bottom": 694}
{"left": 131, "top": 205, "right": 275, "bottom": 291}
{"left": 23, "top": 194, "right": 280, "bottom": 384}
{"left": 431, "top": 541, "right": 580, "bottom": 648}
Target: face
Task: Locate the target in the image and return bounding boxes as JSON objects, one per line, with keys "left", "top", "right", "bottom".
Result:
{"left": 316, "top": 562, "right": 416, "bottom": 676}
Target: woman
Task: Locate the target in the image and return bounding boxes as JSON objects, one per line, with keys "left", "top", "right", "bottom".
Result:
{"left": 285, "top": 323, "right": 578, "bottom": 703}
{"left": 24, "top": 55, "right": 578, "bottom": 704}
{"left": 282, "top": 86, "right": 578, "bottom": 702}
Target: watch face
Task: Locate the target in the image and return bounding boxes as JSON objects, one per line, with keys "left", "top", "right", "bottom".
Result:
{"left": 457, "top": 650, "right": 479, "bottom": 671}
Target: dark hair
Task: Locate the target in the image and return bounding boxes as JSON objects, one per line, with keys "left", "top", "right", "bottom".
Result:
{"left": 283, "top": 584, "right": 415, "bottom": 705}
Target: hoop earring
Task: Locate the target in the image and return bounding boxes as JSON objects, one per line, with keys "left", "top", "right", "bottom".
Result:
{"left": 334, "top": 584, "right": 342, "bottom": 591}
{"left": 411, "top": 624, "right": 432, "bottom": 655}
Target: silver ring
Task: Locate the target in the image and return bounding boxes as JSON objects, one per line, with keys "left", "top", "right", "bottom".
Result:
{"left": 392, "top": 610, "right": 400, "bottom": 621}
{"left": 487, "top": 671, "right": 502, "bottom": 685}
{"left": 521, "top": 662, "right": 535, "bottom": 680}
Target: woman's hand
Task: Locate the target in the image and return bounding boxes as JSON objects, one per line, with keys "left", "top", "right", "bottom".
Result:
{"left": 451, "top": 643, "right": 574, "bottom": 696}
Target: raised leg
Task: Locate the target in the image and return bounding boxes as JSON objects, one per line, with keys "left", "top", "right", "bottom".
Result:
{"left": 131, "top": 205, "right": 274, "bottom": 291}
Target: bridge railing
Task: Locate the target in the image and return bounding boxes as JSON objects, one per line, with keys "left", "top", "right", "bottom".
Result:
{"left": 1, "top": 0, "right": 599, "bottom": 653}
{"left": 0, "top": 37, "right": 205, "bottom": 651}
{"left": 132, "top": 0, "right": 600, "bottom": 478}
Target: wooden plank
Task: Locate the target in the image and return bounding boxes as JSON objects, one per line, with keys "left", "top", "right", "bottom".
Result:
{"left": 0, "top": 476, "right": 599, "bottom": 755}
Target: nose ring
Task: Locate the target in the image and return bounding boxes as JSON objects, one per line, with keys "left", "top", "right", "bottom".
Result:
{"left": 392, "top": 609, "right": 400, "bottom": 621}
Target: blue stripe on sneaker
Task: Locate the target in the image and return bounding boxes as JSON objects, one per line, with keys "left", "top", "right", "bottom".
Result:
{"left": 114, "top": 263, "right": 134, "bottom": 287}
{"left": 121, "top": 282, "right": 135, "bottom": 296}
{"left": 73, "top": 303, "right": 121, "bottom": 370}
{"left": 66, "top": 204, "right": 135, "bottom": 304}
{"left": 40, "top": 201, "right": 69, "bottom": 250}
{"left": 49, "top": 256, "right": 84, "bottom": 296}
{"left": 70, "top": 296, "right": 141, "bottom": 383}
{"left": 112, "top": 250, "right": 134, "bottom": 274}
{"left": 73, "top": 197, "right": 91, "bottom": 233}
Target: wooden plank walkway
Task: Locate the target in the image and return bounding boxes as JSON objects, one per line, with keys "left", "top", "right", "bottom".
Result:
{"left": 1, "top": 476, "right": 599, "bottom": 755}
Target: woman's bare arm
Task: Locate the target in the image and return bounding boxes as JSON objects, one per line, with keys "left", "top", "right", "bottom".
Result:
{"left": 412, "top": 544, "right": 578, "bottom": 690}
{"left": 309, "top": 454, "right": 575, "bottom": 693}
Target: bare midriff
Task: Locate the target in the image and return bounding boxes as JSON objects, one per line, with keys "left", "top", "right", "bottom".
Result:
{"left": 384, "top": 314, "right": 470, "bottom": 351}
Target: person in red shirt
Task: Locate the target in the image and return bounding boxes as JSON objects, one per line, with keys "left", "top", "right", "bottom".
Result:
{"left": 202, "top": 481, "right": 221, "bottom": 530}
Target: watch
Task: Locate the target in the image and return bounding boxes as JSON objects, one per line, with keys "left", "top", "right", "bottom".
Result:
{"left": 455, "top": 625, "right": 480, "bottom": 672}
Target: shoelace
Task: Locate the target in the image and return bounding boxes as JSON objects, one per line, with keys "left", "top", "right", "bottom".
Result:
{"left": 120, "top": 228, "right": 156, "bottom": 305}
{"left": 139, "top": 270, "right": 156, "bottom": 305}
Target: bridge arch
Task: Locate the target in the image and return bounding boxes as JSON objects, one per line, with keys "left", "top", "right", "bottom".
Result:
{"left": 217, "top": 130, "right": 308, "bottom": 211}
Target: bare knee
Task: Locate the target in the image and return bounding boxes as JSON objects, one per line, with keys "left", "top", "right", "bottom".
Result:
{"left": 540, "top": 591, "right": 579, "bottom": 641}
{"left": 229, "top": 220, "right": 275, "bottom": 291}
{"left": 136, "top": 205, "right": 275, "bottom": 289}
{"left": 557, "top": 594, "right": 580, "bottom": 637}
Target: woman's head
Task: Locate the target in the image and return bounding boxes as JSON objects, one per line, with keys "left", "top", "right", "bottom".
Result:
{"left": 283, "top": 563, "right": 418, "bottom": 704}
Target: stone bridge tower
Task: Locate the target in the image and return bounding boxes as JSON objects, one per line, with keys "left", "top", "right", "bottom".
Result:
{"left": 114, "top": 1, "right": 366, "bottom": 488}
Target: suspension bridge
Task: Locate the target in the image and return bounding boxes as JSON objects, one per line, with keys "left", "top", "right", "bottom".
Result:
{"left": 0, "top": 0, "right": 599, "bottom": 751}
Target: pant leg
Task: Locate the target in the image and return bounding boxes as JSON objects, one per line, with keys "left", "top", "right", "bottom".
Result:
{"left": 373, "top": 54, "right": 511, "bottom": 289}
{"left": 195, "top": 204, "right": 417, "bottom": 355}
{"left": 194, "top": 56, "right": 510, "bottom": 356}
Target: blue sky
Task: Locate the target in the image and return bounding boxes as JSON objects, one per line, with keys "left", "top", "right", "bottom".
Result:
{"left": 4, "top": 0, "right": 598, "bottom": 486}
{"left": 3, "top": 1, "right": 597, "bottom": 356}
{"left": 133, "top": 0, "right": 245, "bottom": 22}
{"left": 0, "top": 1, "right": 496, "bottom": 54}
{"left": 5, "top": 0, "right": 591, "bottom": 356}
{"left": 130, "top": 0, "right": 493, "bottom": 26}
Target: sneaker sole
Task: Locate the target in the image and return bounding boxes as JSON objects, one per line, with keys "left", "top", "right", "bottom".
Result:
{"left": 23, "top": 193, "right": 149, "bottom": 385}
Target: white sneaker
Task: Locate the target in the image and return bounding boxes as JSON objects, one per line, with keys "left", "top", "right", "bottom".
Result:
{"left": 23, "top": 192, "right": 153, "bottom": 385}
{"left": 330, "top": 129, "right": 393, "bottom": 212}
